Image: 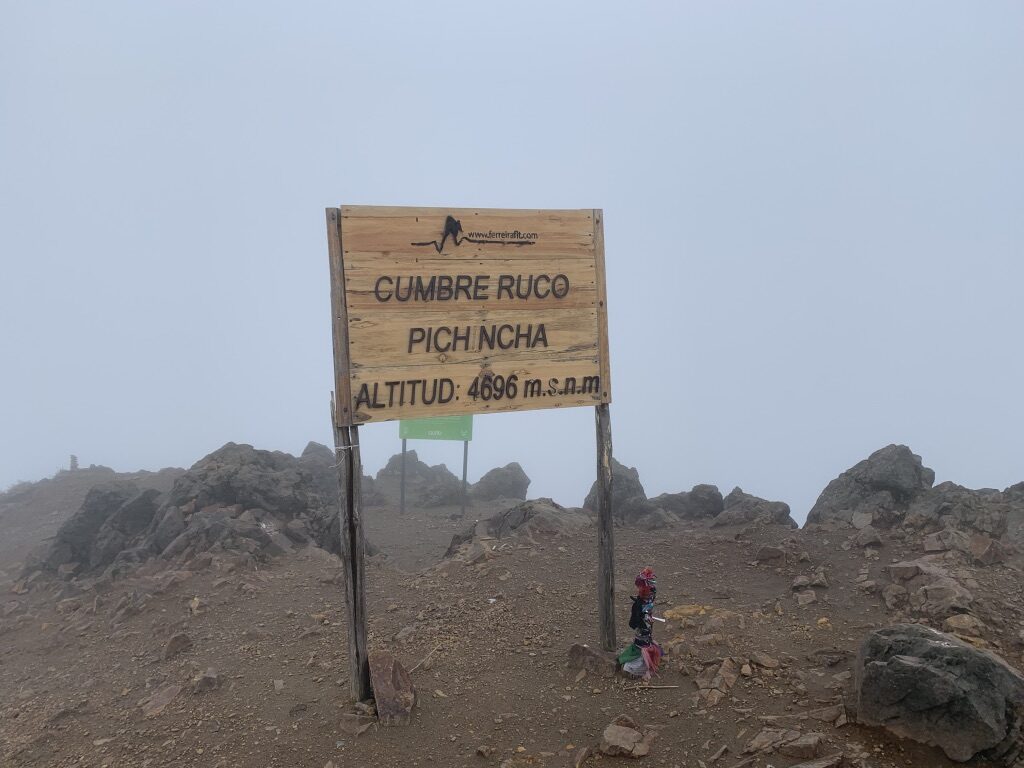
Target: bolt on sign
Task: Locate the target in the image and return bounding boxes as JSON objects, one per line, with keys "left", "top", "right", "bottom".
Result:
{"left": 326, "top": 206, "right": 611, "bottom": 425}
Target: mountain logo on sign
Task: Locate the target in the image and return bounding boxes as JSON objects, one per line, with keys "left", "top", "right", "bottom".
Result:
{"left": 411, "top": 215, "right": 538, "bottom": 253}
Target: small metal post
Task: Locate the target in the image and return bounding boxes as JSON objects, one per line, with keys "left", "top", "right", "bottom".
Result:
{"left": 461, "top": 440, "right": 469, "bottom": 517}
{"left": 400, "top": 438, "right": 406, "bottom": 515}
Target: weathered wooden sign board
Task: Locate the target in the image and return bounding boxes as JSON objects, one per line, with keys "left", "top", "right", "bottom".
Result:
{"left": 326, "top": 206, "right": 611, "bottom": 426}
{"left": 326, "top": 205, "right": 617, "bottom": 704}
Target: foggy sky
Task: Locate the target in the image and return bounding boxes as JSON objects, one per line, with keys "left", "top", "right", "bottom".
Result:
{"left": 2, "top": 2, "right": 1022, "bottom": 522}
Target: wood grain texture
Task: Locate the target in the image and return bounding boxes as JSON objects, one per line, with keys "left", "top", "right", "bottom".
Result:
{"left": 595, "top": 403, "right": 616, "bottom": 652}
{"left": 327, "top": 209, "right": 354, "bottom": 424}
{"left": 592, "top": 210, "right": 612, "bottom": 402}
{"left": 340, "top": 207, "right": 594, "bottom": 258}
{"left": 348, "top": 357, "right": 603, "bottom": 423}
{"left": 343, "top": 257, "right": 598, "bottom": 312}
{"left": 333, "top": 414, "right": 371, "bottom": 702}
{"left": 329, "top": 205, "right": 610, "bottom": 425}
{"left": 347, "top": 307, "right": 599, "bottom": 369}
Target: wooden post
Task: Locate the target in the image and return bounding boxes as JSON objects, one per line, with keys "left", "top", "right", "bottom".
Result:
{"left": 400, "top": 438, "right": 407, "bottom": 515}
{"left": 461, "top": 440, "right": 469, "bottom": 517}
{"left": 595, "top": 403, "right": 616, "bottom": 651}
{"left": 332, "top": 396, "right": 371, "bottom": 702}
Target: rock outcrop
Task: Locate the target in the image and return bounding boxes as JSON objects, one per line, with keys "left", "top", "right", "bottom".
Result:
{"left": 856, "top": 624, "right": 1024, "bottom": 764}
{"left": 711, "top": 487, "right": 797, "bottom": 528}
{"left": 472, "top": 463, "right": 530, "bottom": 501}
{"left": 650, "top": 484, "right": 724, "bottom": 520}
{"left": 806, "top": 445, "right": 1021, "bottom": 563}
{"left": 445, "top": 498, "right": 591, "bottom": 558}
{"left": 299, "top": 440, "right": 383, "bottom": 507}
{"left": 882, "top": 559, "right": 974, "bottom": 619}
{"left": 807, "top": 444, "right": 935, "bottom": 526}
{"left": 22, "top": 442, "right": 371, "bottom": 578}
{"left": 376, "top": 449, "right": 465, "bottom": 507}
{"left": 905, "top": 482, "right": 1009, "bottom": 539}
{"left": 583, "top": 458, "right": 646, "bottom": 520}
{"left": 25, "top": 481, "right": 143, "bottom": 573}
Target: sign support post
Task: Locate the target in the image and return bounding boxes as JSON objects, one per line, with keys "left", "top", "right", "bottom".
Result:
{"left": 595, "top": 403, "right": 616, "bottom": 651}
{"left": 331, "top": 394, "right": 371, "bottom": 701}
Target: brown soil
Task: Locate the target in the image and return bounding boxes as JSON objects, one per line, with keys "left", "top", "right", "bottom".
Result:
{"left": 2, "top": 498, "right": 1021, "bottom": 768}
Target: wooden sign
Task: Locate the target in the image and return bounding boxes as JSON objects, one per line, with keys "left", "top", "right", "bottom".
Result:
{"left": 327, "top": 206, "right": 610, "bottom": 425}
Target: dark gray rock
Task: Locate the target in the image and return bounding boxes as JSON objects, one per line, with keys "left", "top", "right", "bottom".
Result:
{"left": 374, "top": 449, "right": 464, "bottom": 507}
{"left": 416, "top": 464, "right": 465, "bottom": 508}
{"left": 91, "top": 489, "right": 162, "bottom": 568}
{"left": 482, "top": 498, "right": 588, "bottom": 540}
{"left": 583, "top": 458, "right": 646, "bottom": 521}
{"left": 20, "top": 441, "right": 384, "bottom": 576}
{"left": 905, "top": 482, "right": 1009, "bottom": 539}
{"left": 445, "top": 498, "right": 591, "bottom": 556}
{"left": 283, "top": 518, "right": 311, "bottom": 544}
{"left": 104, "top": 489, "right": 161, "bottom": 537}
{"left": 111, "top": 546, "right": 152, "bottom": 569}
{"left": 712, "top": 487, "right": 797, "bottom": 528}
{"left": 377, "top": 449, "right": 432, "bottom": 481}
{"left": 40, "top": 481, "right": 140, "bottom": 571}
{"left": 807, "top": 445, "right": 935, "bottom": 526}
{"left": 297, "top": 441, "right": 338, "bottom": 501}
{"left": 635, "top": 507, "right": 676, "bottom": 530}
{"left": 855, "top": 525, "right": 883, "bottom": 548}
{"left": 149, "top": 506, "right": 185, "bottom": 553}
{"left": 856, "top": 624, "right": 1024, "bottom": 763}
{"left": 651, "top": 484, "right": 724, "bottom": 520}
{"left": 472, "top": 463, "right": 530, "bottom": 501}
{"left": 167, "top": 443, "right": 320, "bottom": 519}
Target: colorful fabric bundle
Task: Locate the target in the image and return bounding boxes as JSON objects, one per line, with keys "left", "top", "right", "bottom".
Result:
{"left": 618, "top": 566, "right": 662, "bottom": 679}
{"left": 635, "top": 567, "right": 657, "bottom": 600}
{"left": 640, "top": 642, "right": 662, "bottom": 674}
{"left": 617, "top": 644, "right": 642, "bottom": 665}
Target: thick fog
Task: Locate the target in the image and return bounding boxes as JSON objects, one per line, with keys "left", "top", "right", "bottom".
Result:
{"left": 2, "top": 2, "right": 1021, "bottom": 521}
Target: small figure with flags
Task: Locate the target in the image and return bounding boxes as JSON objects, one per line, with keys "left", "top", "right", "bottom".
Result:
{"left": 617, "top": 566, "right": 663, "bottom": 679}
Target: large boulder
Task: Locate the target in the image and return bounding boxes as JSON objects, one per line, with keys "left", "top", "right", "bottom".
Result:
{"left": 377, "top": 449, "right": 431, "bottom": 481}
{"left": 485, "top": 498, "right": 590, "bottom": 540}
{"left": 472, "top": 463, "right": 530, "bottom": 501}
{"left": 650, "top": 484, "right": 724, "bottom": 520}
{"left": 905, "top": 482, "right": 1009, "bottom": 539}
{"left": 416, "top": 464, "right": 464, "bottom": 508}
{"left": 711, "top": 487, "right": 797, "bottom": 528}
{"left": 445, "top": 498, "right": 591, "bottom": 556}
{"left": 807, "top": 445, "right": 935, "bottom": 526}
{"left": 165, "top": 443, "right": 319, "bottom": 519}
{"left": 883, "top": 558, "right": 975, "bottom": 618}
{"left": 297, "top": 441, "right": 337, "bottom": 501}
{"left": 298, "top": 441, "right": 383, "bottom": 507}
{"left": 856, "top": 624, "right": 1024, "bottom": 763}
{"left": 583, "top": 458, "right": 646, "bottom": 521}
{"left": 375, "top": 450, "right": 464, "bottom": 507}
{"left": 34, "top": 481, "right": 141, "bottom": 572}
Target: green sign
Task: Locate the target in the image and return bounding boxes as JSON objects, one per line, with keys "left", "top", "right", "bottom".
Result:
{"left": 399, "top": 415, "right": 473, "bottom": 441}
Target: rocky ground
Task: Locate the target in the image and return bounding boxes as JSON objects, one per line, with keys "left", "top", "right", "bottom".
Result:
{"left": 1, "top": 443, "right": 1022, "bottom": 768}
